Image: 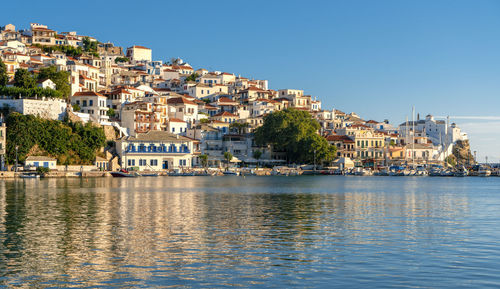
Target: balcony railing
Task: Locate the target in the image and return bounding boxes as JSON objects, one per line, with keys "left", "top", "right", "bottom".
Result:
{"left": 126, "top": 146, "right": 190, "bottom": 154}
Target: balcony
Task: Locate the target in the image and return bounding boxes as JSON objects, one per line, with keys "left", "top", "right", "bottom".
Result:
{"left": 125, "top": 145, "right": 191, "bottom": 154}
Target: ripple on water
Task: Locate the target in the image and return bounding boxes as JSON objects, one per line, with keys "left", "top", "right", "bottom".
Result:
{"left": 0, "top": 176, "right": 499, "bottom": 288}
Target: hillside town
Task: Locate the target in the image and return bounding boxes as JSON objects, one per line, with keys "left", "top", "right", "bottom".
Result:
{"left": 0, "top": 22, "right": 474, "bottom": 175}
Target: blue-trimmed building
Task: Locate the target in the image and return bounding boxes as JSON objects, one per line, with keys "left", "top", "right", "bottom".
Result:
{"left": 116, "top": 130, "right": 200, "bottom": 171}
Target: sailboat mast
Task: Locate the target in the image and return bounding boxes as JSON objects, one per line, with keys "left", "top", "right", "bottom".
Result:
{"left": 412, "top": 106, "right": 415, "bottom": 166}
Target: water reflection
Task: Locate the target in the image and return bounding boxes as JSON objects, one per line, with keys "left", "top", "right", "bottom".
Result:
{"left": 0, "top": 176, "right": 496, "bottom": 288}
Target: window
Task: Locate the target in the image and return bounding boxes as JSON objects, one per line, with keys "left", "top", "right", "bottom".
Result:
{"left": 150, "top": 159, "right": 158, "bottom": 166}
{"left": 83, "top": 100, "right": 87, "bottom": 107}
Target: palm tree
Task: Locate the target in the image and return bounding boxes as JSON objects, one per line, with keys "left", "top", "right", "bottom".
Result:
{"left": 224, "top": 151, "right": 233, "bottom": 170}
{"left": 199, "top": 154, "right": 208, "bottom": 169}
{"left": 253, "top": 150, "right": 262, "bottom": 168}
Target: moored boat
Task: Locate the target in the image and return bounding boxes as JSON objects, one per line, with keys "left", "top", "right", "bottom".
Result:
{"left": 110, "top": 169, "right": 138, "bottom": 178}
{"left": 19, "top": 173, "right": 40, "bottom": 179}
{"left": 223, "top": 170, "right": 239, "bottom": 176}
{"left": 140, "top": 172, "right": 159, "bottom": 177}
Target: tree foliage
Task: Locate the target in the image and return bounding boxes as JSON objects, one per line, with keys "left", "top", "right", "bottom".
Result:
{"left": 82, "top": 37, "right": 99, "bottom": 57}
{"left": 114, "top": 57, "right": 129, "bottom": 63}
{"left": 254, "top": 109, "right": 336, "bottom": 164}
{"left": 0, "top": 58, "right": 8, "bottom": 87}
{"left": 253, "top": 150, "right": 262, "bottom": 160}
{"left": 14, "top": 69, "right": 36, "bottom": 89}
{"left": 6, "top": 112, "right": 106, "bottom": 165}
{"left": 0, "top": 86, "right": 62, "bottom": 98}
{"left": 37, "top": 66, "right": 71, "bottom": 98}
{"left": 229, "top": 122, "right": 249, "bottom": 134}
{"left": 107, "top": 108, "right": 116, "bottom": 118}
{"left": 199, "top": 154, "right": 208, "bottom": 168}
{"left": 224, "top": 151, "right": 233, "bottom": 169}
{"left": 185, "top": 73, "right": 199, "bottom": 82}
{"left": 37, "top": 44, "right": 84, "bottom": 58}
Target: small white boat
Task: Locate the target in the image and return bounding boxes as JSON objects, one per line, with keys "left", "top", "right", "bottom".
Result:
{"left": 223, "top": 170, "right": 239, "bottom": 176}
{"left": 478, "top": 169, "right": 491, "bottom": 177}
{"left": 20, "top": 173, "right": 40, "bottom": 179}
{"left": 140, "top": 172, "right": 159, "bottom": 177}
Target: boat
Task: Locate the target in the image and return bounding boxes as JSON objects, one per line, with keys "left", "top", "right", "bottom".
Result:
{"left": 415, "top": 166, "right": 428, "bottom": 176}
{"left": 110, "top": 169, "right": 139, "bottom": 178}
{"left": 478, "top": 169, "right": 491, "bottom": 177}
{"left": 453, "top": 166, "right": 468, "bottom": 177}
{"left": 140, "top": 172, "right": 159, "bottom": 177}
{"left": 429, "top": 165, "right": 444, "bottom": 177}
{"left": 353, "top": 167, "right": 373, "bottom": 176}
{"left": 388, "top": 166, "right": 407, "bottom": 176}
{"left": 168, "top": 169, "right": 195, "bottom": 176}
{"left": 223, "top": 170, "right": 239, "bottom": 176}
{"left": 20, "top": 173, "right": 40, "bottom": 179}
{"left": 440, "top": 169, "right": 454, "bottom": 177}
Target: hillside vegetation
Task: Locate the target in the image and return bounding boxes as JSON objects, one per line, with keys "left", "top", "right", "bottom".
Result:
{"left": 6, "top": 112, "right": 106, "bottom": 165}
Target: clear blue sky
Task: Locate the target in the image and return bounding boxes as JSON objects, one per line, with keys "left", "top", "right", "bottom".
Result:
{"left": 3, "top": 0, "right": 500, "bottom": 161}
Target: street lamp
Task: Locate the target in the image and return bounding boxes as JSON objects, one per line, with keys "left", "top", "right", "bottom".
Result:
{"left": 15, "top": 145, "right": 18, "bottom": 172}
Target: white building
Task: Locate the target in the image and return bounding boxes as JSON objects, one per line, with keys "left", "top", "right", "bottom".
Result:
{"left": 0, "top": 97, "right": 67, "bottom": 120}
{"left": 399, "top": 114, "right": 468, "bottom": 146}
{"left": 25, "top": 156, "right": 57, "bottom": 169}
{"left": 116, "top": 130, "right": 200, "bottom": 171}
{"left": 71, "top": 91, "right": 109, "bottom": 123}
{"left": 126, "top": 45, "right": 152, "bottom": 62}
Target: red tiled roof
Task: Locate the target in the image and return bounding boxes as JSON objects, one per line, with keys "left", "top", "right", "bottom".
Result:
{"left": 168, "top": 118, "right": 185, "bottom": 123}
{"left": 213, "top": 111, "right": 238, "bottom": 117}
{"left": 217, "top": 97, "right": 237, "bottom": 104}
{"left": 130, "top": 45, "right": 150, "bottom": 50}
{"left": 325, "top": 135, "right": 354, "bottom": 143}
{"left": 167, "top": 97, "right": 196, "bottom": 105}
{"left": 73, "top": 91, "right": 105, "bottom": 97}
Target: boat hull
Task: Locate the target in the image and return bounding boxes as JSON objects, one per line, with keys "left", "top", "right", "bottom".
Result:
{"left": 110, "top": 172, "right": 137, "bottom": 178}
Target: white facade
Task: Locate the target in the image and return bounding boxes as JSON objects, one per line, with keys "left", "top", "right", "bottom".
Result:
{"left": 399, "top": 114, "right": 468, "bottom": 146}
{"left": 25, "top": 156, "right": 57, "bottom": 169}
{"left": 0, "top": 97, "right": 67, "bottom": 120}
{"left": 71, "top": 91, "right": 109, "bottom": 123}
{"left": 126, "top": 45, "right": 152, "bottom": 62}
{"left": 116, "top": 131, "right": 199, "bottom": 171}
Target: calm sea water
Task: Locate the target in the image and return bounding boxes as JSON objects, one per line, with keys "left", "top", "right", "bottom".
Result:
{"left": 0, "top": 176, "right": 499, "bottom": 288}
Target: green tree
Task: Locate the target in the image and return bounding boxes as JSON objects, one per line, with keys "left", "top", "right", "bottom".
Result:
{"left": 253, "top": 149, "right": 262, "bottom": 167}
{"left": 114, "top": 57, "right": 129, "bottom": 63}
{"left": 0, "top": 58, "right": 8, "bottom": 86}
{"left": 224, "top": 151, "right": 233, "bottom": 170}
{"left": 37, "top": 66, "right": 71, "bottom": 98}
{"left": 36, "top": 166, "right": 50, "bottom": 176}
{"left": 14, "top": 69, "right": 36, "bottom": 89}
{"left": 5, "top": 112, "right": 106, "bottom": 165}
{"left": 72, "top": 103, "right": 81, "bottom": 112}
{"left": 199, "top": 154, "right": 208, "bottom": 168}
{"left": 83, "top": 37, "right": 98, "bottom": 52}
{"left": 185, "top": 73, "right": 199, "bottom": 82}
{"left": 107, "top": 108, "right": 116, "bottom": 118}
{"left": 254, "top": 108, "right": 336, "bottom": 164}
{"left": 0, "top": 86, "right": 62, "bottom": 98}
{"left": 230, "top": 122, "right": 249, "bottom": 134}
